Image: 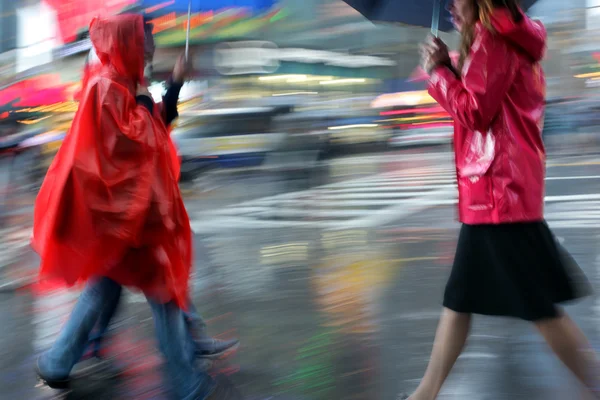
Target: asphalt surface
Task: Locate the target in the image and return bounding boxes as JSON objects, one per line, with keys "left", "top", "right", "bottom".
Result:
{"left": 2, "top": 149, "right": 600, "bottom": 399}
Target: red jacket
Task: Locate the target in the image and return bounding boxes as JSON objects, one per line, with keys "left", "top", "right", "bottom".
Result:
{"left": 428, "top": 9, "right": 547, "bottom": 225}
{"left": 32, "top": 14, "right": 191, "bottom": 308}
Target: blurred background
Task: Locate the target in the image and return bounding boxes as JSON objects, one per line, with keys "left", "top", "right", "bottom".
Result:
{"left": 2, "top": 1, "right": 600, "bottom": 399}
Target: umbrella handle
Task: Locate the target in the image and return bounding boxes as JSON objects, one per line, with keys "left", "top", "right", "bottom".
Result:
{"left": 185, "top": 0, "right": 192, "bottom": 61}
{"left": 431, "top": 0, "right": 441, "bottom": 37}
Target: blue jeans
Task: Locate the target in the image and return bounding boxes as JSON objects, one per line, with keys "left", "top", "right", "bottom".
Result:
{"left": 87, "top": 284, "right": 208, "bottom": 358}
{"left": 38, "top": 277, "right": 214, "bottom": 400}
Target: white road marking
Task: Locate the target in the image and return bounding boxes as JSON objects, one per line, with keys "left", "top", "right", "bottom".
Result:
{"left": 545, "top": 194, "right": 600, "bottom": 202}
{"left": 330, "top": 186, "right": 457, "bottom": 230}
{"left": 546, "top": 200, "right": 600, "bottom": 228}
{"left": 546, "top": 175, "right": 600, "bottom": 181}
{"left": 191, "top": 156, "right": 600, "bottom": 232}
{"left": 191, "top": 165, "right": 458, "bottom": 231}
{"left": 307, "top": 191, "right": 453, "bottom": 200}
{"left": 324, "top": 180, "right": 457, "bottom": 188}
{"left": 190, "top": 216, "right": 333, "bottom": 233}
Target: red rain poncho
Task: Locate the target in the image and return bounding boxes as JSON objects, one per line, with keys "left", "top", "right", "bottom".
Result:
{"left": 32, "top": 14, "right": 191, "bottom": 308}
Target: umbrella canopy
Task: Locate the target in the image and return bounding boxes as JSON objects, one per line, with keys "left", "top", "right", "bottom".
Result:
{"left": 342, "top": 0, "right": 539, "bottom": 32}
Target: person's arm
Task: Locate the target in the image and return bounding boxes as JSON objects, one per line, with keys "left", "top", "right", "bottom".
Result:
{"left": 136, "top": 94, "right": 154, "bottom": 114}
{"left": 162, "top": 78, "right": 183, "bottom": 126}
{"left": 428, "top": 28, "right": 516, "bottom": 134}
{"left": 441, "top": 62, "right": 460, "bottom": 79}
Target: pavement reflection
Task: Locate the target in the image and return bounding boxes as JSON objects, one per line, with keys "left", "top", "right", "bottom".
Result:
{"left": 1, "top": 150, "right": 600, "bottom": 398}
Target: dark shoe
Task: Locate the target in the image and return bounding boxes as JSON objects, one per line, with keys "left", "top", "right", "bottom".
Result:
{"left": 68, "top": 357, "right": 123, "bottom": 396}
{"left": 205, "top": 375, "right": 242, "bottom": 400}
{"left": 195, "top": 357, "right": 214, "bottom": 372}
{"left": 35, "top": 356, "right": 70, "bottom": 389}
{"left": 71, "top": 356, "right": 123, "bottom": 380}
{"left": 196, "top": 338, "right": 240, "bottom": 359}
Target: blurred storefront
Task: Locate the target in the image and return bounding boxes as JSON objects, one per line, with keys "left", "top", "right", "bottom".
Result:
{"left": 8, "top": 0, "right": 597, "bottom": 152}
{"left": 0, "top": 0, "right": 16, "bottom": 54}
{"left": 15, "top": 2, "right": 59, "bottom": 74}
{"left": 0, "top": 0, "right": 17, "bottom": 88}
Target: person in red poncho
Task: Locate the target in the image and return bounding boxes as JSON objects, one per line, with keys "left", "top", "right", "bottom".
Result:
{"left": 74, "top": 46, "right": 238, "bottom": 375}
{"left": 32, "top": 14, "right": 236, "bottom": 400}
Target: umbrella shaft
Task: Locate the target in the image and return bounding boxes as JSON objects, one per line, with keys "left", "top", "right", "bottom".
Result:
{"left": 185, "top": 0, "right": 192, "bottom": 60}
{"left": 431, "top": 0, "right": 441, "bottom": 37}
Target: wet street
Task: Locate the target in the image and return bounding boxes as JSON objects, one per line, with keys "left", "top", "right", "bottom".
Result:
{"left": 2, "top": 149, "right": 600, "bottom": 399}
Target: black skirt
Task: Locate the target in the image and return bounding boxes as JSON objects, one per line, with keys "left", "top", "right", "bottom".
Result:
{"left": 443, "top": 222, "right": 593, "bottom": 321}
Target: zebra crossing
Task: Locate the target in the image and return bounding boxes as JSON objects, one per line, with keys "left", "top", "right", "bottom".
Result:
{"left": 190, "top": 164, "right": 460, "bottom": 232}
{"left": 189, "top": 158, "right": 600, "bottom": 232}
{"left": 545, "top": 200, "right": 600, "bottom": 229}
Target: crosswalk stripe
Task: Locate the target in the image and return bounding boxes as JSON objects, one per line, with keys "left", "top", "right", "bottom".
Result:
{"left": 331, "top": 187, "right": 458, "bottom": 230}
{"left": 191, "top": 164, "right": 459, "bottom": 231}
{"left": 545, "top": 194, "right": 600, "bottom": 202}
{"left": 329, "top": 180, "right": 456, "bottom": 188}
{"left": 308, "top": 191, "right": 449, "bottom": 200}
{"left": 322, "top": 184, "right": 456, "bottom": 193}
{"left": 190, "top": 158, "right": 600, "bottom": 232}
{"left": 546, "top": 175, "right": 600, "bottom": 181}
{"left": 337, "top": 176, "right": 457, "bottom": 185}
{"left": 545, "top": 199, "right": 600, "bottom": 228}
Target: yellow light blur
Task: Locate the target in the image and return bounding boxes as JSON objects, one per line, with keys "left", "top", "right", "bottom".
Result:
{"left": 19, "top": 102, "right": 78, "bottom": 114}
{"left": 575, "top": 71, "right": 600, "bottom": 79}
{"left": 371, "top": 91, "right": 436, "bottom": 108}
{"left": 377, "top": 114, "right": 444, "bottom": 123}
{"left": 272, "top": 91, "right": 318, "bottom": 96}
{"left": 260, "top": 242, "right": 309, "bottom": 265}
{"left": 258, "top": 74, "right": 306, "bottom": 81}
{"left": 320, "top": 78, "right": 366, "bottom": 85}
{"left": 286, "top": 75, "right": 333, "bottom": 83}
{"left": 17, "top": 116, "right": 51, "bottom": 125}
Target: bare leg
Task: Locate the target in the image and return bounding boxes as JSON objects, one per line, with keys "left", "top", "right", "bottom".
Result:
{"left": 536, "top": 313, "right": 600, "bottom": 397}
{"left": 409, "top": 308, "right": 472, "bottom": 400}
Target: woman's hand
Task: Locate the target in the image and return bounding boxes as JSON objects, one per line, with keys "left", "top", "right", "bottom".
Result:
{"left": 420, "top": 36, "right": 451, "bottom": 74}
{"left": 136, "top": 84, "right": 151, "bottom": 98}
{"left": 173, "top": 53, "right": 193, "bottom": 84}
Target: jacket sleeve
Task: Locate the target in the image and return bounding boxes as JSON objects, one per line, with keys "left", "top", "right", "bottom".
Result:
{"left": 162, "top": 78, "right": 183, "bottom": 127}
{"left": 428, "top": 29, "right": 516, "bottom": 134}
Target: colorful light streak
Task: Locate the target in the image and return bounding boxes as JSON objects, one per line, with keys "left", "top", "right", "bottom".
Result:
{"left": 377, "top": 113, "right": 449, "bottom": 123}
{"left": 379, "top": 106, "right": 445, "bottom": 116}
{"left": 144, "top": 0, "right": 176, "bottom": 14}
{"left": 386, "top": 121, "right": 453, "bottom": 130}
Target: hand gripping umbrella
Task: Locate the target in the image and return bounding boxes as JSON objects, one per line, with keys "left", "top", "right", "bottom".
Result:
{"left": 341, "top": 0, "right": 539, "bottom": 36}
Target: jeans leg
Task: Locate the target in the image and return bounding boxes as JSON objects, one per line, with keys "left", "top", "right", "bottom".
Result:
{"left": 39, "top": 277, "right": 120, "bottom": 379}
{"left": 87, "top": 284, "right": 123, "bottom": 357}
{"left": 184, "top": 300, "right": 209, "bottom": 340}
{"left": 147, "top": 299, "right": 215, "bottom": 400}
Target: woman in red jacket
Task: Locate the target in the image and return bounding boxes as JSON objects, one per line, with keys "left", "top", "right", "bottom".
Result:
{"left": 406, "top": 0, "right": 599, "bottom": 399}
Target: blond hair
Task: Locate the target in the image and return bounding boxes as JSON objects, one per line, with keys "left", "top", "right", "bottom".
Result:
{"left": 458, "top": 0, "right": 523, "bottom": 71}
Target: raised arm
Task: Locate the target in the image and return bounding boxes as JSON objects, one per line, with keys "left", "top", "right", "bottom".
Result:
{"left": 428, "top": 28, "right": 516, "bottom": 134}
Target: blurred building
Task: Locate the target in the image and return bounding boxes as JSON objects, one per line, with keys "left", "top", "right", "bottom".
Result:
{"left": 0, "top": 0, "right": 16, "bottom": 54}
{"left": 0, "top": 0, "right": 17, "bottom": 87}
{"left": 2, "top": 0, "right": 599, "bottom": 141}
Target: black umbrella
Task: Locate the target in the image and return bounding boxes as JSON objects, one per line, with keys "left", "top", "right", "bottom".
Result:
{"left": 342, "top": 0, "right": 539, "bottom": 36}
